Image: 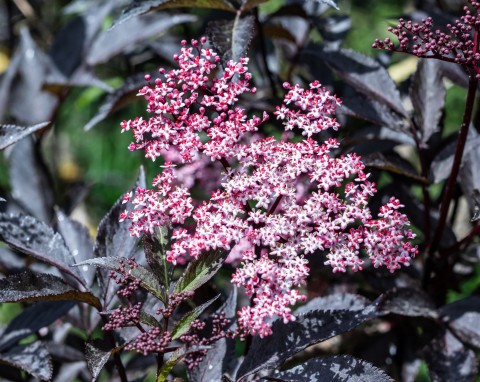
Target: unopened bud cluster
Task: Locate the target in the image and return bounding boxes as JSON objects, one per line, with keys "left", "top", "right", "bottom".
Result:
{"left": 373, "top": 1, "right": 480, "bottom": 76}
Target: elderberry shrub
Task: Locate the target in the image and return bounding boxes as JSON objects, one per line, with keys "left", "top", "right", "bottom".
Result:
{"left": 1, "top": 1, "right": 480, "bottom": 382}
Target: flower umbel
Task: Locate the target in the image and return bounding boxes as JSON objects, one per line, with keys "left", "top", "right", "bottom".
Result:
{"left": 121, "top": 38, "right": 417, "bottom": 337}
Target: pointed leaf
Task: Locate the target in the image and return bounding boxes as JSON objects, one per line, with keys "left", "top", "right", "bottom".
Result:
{"left": 0, "top": 341, "right": 52, "bottom": 381}
{"left": 85, "top": 340, "right": 112, "bottom": 381}
{"left": 317, "top": 48, "right": 408, "bottom": 118}
{"left": 207, "top": 15, "right": 255, "bottom": 63}
{"left": 0, "top": 213, "right": 86, "bottom": 287}
{"left": 8, "top": 137, "right": 56, "bottom": 225}
{"left": 411, "top": 59, "right": 446, "bottom": 144}
{"left": 48, "top": 16, "right": 86, "bottom": 77}
{"left": 363, "top": 153, "right": 428, "bottom": 185}
{"left": 0, "top": 271, "right": 101, "bottom": 310}
{"left": 174, "top": 250, "right": 226, "bottom": 293}
{"left": 0, "top": 301, "right": 75, "bottom": 351}
{"left": 424, "top": 329, "right": 478, "bottom": 382}
{"left": 440, "top": 296, "right": 480, "bottom": 349}
{"left": 75, "top": 257, "right": 167, "bottom": 304}
{"left": 56, "top": 209, "right": 96, "bottom": 288}
{"left": 94, "top": 167, "right": 145, "bottom": 306}
{"left": 157, "top": 347, "right": 187, "bottom": 382}
{"left": 144, "top": 231, "right": 172, "bottom": 292}
{"left": 84, "top": 74, "right": 146, "bottom": 131}
{"left": 8, "top": 28, "right": 58, "bottom": 125}
{"left": 171, "top": 295, "right": 220, "bottom": 340}
{"left": 377, "top": 287, "right": 438, "bottom": 319}
{"left": 270, "top": 355, "right": 393, "bottom": 381}
{"left": 0, "top": 122, "right": 49, "bottom": 151}
{"left": 236, "top": 299, "right": 379, "bottom": 380}
{"left": 294, "top": 293, "right": 370, "bottom": 316}
{"left": 340, "top": 92, "right": 407, "bottom": 132}
{"left": 87, "top": 13, "right": 196, "bottom": 65}
{"left": 115, "top": 0, "right": 236, "bottom": 27}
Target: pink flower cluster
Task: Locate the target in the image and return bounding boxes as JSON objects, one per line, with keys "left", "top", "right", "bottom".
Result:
{"left": 120, "top": 38, "right": 417, "bottom": 337}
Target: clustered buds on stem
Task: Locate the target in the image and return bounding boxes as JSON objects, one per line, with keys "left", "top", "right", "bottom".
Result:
{"left": 120, "top": 38, "right": 418, "bottom": 337}
{"left": 373, "top": 0, "right": 480, "bottom": 77}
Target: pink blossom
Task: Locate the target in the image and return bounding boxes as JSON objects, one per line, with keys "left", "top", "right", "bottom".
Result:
{"left": 121, "top": 38, "right": 418, "bottom": 337}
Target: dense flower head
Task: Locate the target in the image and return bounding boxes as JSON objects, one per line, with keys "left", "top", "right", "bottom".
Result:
{"left": 372, "top": 0, "right": 480, "bottom": 76}
{"left": 121, "top": 38, "right": 417, "bottom": 337}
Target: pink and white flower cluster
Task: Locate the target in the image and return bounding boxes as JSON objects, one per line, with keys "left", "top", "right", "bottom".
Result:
{"left": 120, "top": 38, "right": 417, "bottom": 337}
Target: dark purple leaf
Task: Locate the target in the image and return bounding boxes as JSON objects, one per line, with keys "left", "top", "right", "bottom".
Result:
{"left": 236, "top": 298, "right": 379, "bottom": 380}
{"left": 56, "top": 209, "right": 96, "bottom": 288}
{"left": 0, "top": 341, "right": 52, "bottom": 381}
{"left": 268, "top": 355, "right": 393, "bottom": 382}
{"left": 410, "top": 59, "right": 446, "bottom": 144}
{"left": 363, "top": 153, "right": 427, "bottom": 185}
{"left": 424, "top": 329, "right": 478, "bottom": 382}
{"left": 8, "top": 137, "right": 55, "bottom": 223}
{"left": 459, "top": 142, "right": 480, "bottom": 221}
{"left": 8, "top": 28, "right": 58, "bottom": 125}
{"left": 315, "top": 14, "right": 351, "bottom": 50}
{"left": 94, "top": 167, "right": 145, "bottom": 258}
{"left": 48, "top": 16, "right": 86, "bottom": 76}
{"left": 377, "top": 287, "right": 438, "bottom": 319}
{"left": 316, "top": 48, "right": 408, "bottom": 118}
{"left": 339, "top": 93, "right": 408, "bottom": 133}
{"left": 87, "top": 13, "right": 196, "bottom": 66}
{"left": 114, "top": 0, "right": 236, "bottom": 27}
{"left": 431, "top": 125, "right": 480, "bottom": 183}
{"left": 0, "top": 122, "right": 49, "bottom": 151}
{"left": 85, "top": 340, "right": 112, "bottom": 382}
{"left": 438, "top": 60, "right": 469, "bottom": 88}
{"left": 440, "top": 296, "right": 480, "bottom": 349}
{"left": 0, "top": 213, "right": 86, "bottom": 287}
{"left": 94, "top": 167, "right": 145, "bottom": 306}
{"left": 0, "top": 301, "right": 75, "bottom": 351}
{"left": 0, "top": 46, "right": 22, "bottom": 122}
{"left": 188, "top": 287, "right": 238, "bottom": 382}
{"left": 0, "top": 271, "right": 101, "bottom": 310}
{"left": 295, "top": 293, "right": 370, "bottom": 315}
{"left": 207, "top": 15, "right": 255, "bottom": 63}
{"left": 84, "top": 74, "right": 146, "bottom": 131}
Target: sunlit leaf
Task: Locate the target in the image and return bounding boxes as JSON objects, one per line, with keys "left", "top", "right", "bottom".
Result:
{"left": 174, "top": 250, "right": 226, "bottom": 294}
{"left": 171, "top": 295, "right": 220, "bottom": 340}
{"left": 207, "top": 15, "right": 255, "bottom": 63}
